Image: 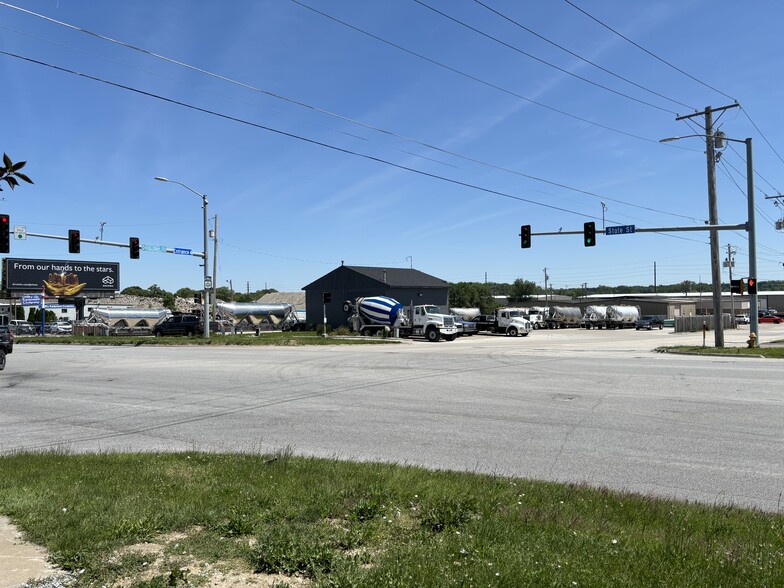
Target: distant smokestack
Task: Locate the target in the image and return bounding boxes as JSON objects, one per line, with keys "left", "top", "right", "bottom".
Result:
{"left": 383, "top": 270, "right": 387, "bottom": 283}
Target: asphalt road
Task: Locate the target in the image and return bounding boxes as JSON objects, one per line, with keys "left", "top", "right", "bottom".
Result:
{"left": 1, "top": 326, "right": 782, "bottom": 512}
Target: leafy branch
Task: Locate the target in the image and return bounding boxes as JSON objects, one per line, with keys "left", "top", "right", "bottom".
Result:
{"left": 0, "top": 153, "right": 34, "bottom": 191}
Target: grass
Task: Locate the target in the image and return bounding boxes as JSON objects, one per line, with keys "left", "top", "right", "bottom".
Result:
{"left": 0, "top": 451, "right": 781, "bottom": 587}
{"left": 657, "top": 345, "right": 784, "bottom": 358}
{"left": 15, "top": 332, "right": 397, "bottom": 346}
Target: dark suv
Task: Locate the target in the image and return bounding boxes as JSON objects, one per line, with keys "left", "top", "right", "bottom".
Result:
{"left": 152, "top": 314, "right": 202, "bottom": 337}
{"left": 0, "top": 326, "right": 14, "bottom": 370}
{"left": 635, "top": 315, "right": 664, "bottom": 330}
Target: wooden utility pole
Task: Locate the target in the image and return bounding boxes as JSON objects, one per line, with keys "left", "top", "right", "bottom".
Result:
{"left": 675, "top": 103, "right": 738, "bottom": 347}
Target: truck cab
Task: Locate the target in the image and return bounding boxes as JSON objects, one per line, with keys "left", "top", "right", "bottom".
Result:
{"left": 410, "top": 305, "right": 458, "bottom": 342}
{"left": 496, "top": 308, "right": 532, "bottom": 337}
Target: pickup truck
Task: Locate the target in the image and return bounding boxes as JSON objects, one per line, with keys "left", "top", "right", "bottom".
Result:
{"left": 635, "top": 315, "right": 664, "bottom": 330}
{"left": 0, "top": 326, "right": 14, "bottom": 370}
{"left": 152, "top": 314, "right": 202, "bottom": 337}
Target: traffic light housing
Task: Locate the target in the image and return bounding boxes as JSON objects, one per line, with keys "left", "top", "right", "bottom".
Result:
{"left": 747, "top": 277, "right": 757, "bottom": 295}
{"left": 194, "top": 292, "right": 202, "bottom": 304}
{"left": 0, "top": 214, "right": 9, "bottom": 253}
{"left": 520, "top": 225, "right": 531, "bottom": 249}
{"left": 129, "top": 237, "right": 140, "bottom": 259}
{"left": 730, "top": 279, "right": 743, "bottom": 294}
{"left": 323, "top": 292, "right": 332, "bottom": 304}
{"left": 68, "top": 229, "right": 80, "bottom": 253}
{"left": 583, "top": 221, "right": 596, "bottom": 247}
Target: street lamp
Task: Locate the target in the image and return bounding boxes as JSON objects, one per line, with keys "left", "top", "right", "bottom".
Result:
{"left": 659, "top": 134, "right": 759, "bottom": 344}
{"left": 600, "top": 201, "right": 607, "bottom": 230}
{"left": 154, "top": 176, "right": 211, "bottom": 338}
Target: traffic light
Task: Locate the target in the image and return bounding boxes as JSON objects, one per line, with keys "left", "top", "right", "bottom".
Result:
{"left": 323, "top": 292, "right": 332, "bottom": 304}
{"left": 194, "top": 292, "right": 202, "bottom": 304}
{"left": 0, "top": 214, "right": 9, "bottom": 253}
{"left": 583, "top": 221, "right": 596, "bottom": 247}
{"left": 520, "top": 225, "right": 531, "bottom": 249}
{"left": 129, "top": 237, "right": 140, "bottom": 259}
{"left": 730, "top": 279, "right": 743, "bottom": 294}
{"left": 68, "top": 229, "right": 80, "bottom": 253}
{"left": 747, "top": 277, "right": 757, "bottom": 295}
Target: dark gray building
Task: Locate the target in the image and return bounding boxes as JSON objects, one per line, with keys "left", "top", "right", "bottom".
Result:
{"left": 303, "top": 265, "right": 450, "bottom": 327}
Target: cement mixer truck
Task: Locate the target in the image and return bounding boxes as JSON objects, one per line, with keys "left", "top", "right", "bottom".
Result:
{"left": 343, "top": 296, "right": 458, "bottom": 342}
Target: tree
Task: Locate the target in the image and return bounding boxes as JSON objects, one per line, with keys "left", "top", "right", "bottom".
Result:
{"left": 507, "top": 279, "right": 538, "bottom": 303}
{"left": 0, "top": 153, "right": 33, "bottom": 192}
{"left": 448, "top": 282, "right": 495, "bottom": 313}
{"left": 161, "top": 292, "right": 176, "bottom": 311}
{"left": 121, "top": 286, "right": 149, "bottom": 297}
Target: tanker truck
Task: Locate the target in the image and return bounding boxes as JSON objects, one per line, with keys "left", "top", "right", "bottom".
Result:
{"left": 545, "top": 306, "right": 582, "bottom": 329}
{"left": 343, "top": 296, "right": 458, "bottom": 342}
{"left": 581, "top": 305, "right": 608, "bottom": 329}
{"left": 605, "top": 305, "right": 641, "bottom": 329}
{"left": 216, "top": 301, "right": 305, "bottom": 332}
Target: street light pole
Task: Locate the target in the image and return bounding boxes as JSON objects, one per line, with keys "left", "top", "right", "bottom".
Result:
{"left": 154, "top": 177, "right": 210, "bottom": 338}
{"left": 659, "top": 132, "right": 759, "bottom": 345}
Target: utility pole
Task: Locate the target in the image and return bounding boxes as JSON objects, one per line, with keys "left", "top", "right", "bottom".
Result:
{"left": 724, "top": 244, "right": 737, "bottom": 322}
{"left": 675, "top": 103, "right": 738, "bottom": 347}
{"left": 653, "top": 261, "right": 657, "bottom": 294}
{"left": 543, "top": 268, "right": 549, "bottom": 307}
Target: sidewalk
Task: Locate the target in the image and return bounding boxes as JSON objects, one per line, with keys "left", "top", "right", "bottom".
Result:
{"left": 0, "top": 516, "right": 61, "bottom": 588}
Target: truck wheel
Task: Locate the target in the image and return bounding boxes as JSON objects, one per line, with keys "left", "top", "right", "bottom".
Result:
{"left": 508, "top": 327, "right": 518, "bottom": 337}
{"left": 443, "top": 334, "right": 457, "bottom": 342}
{"left": 0, "top": 349, "right": 5, "bottom": 371}
{"left": 426, "top": 327, "right": 440, "bottom": 342}
{"left": 342, "top": 302, "right": 352, "bottom": 313}
{"left": 155, "top": 331, "right": 162, "bottom": 338}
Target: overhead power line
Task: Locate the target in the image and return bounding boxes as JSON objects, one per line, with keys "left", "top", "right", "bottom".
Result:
{"left": 413, "top": 0, "right": 677, "bottom": 114}
{"left": 471, "top": 0, "right": 695, "bottom": 111}
{"left": 561, "top": 0, "right": 737, "bottom": 103}
{"left": 0, "top": 1, "right": 702, "bottom": 223}
{"left": 0, "top": 49, "right": 604, "bottom": 221}
{"left": 0, "top": 49, "right": 710, "bottom": 247}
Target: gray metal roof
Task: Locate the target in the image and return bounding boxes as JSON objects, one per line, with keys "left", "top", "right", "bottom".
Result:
{"left": 303, "top": 265, "right": 449, "bottom": 290}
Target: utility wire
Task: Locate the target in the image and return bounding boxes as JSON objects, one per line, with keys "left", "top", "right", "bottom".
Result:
{"left": 0, "top": 2, "right": 703, "bottom": 223}
{"left": 562, "top": 0, "right": 737, "bottom": 103}
{"left": 0, "top": 49, "right": 607, "bottom": 221}
{"left": 0, "top": 49, "right": 710, "bottom": 246}
{"left": 413, "top": 0, "right": 677, "bottom": 114}
{"left": 288, "top": 0, "right": 686, "bottom": 145}
{"left": 741, "top": 106, "right": 784, "bottom": 167}
{"left": 472, "top": 0, "right": 695, "bottom": 111}
{"left": 726, "top": 143, "right": 780, "bottom": 193}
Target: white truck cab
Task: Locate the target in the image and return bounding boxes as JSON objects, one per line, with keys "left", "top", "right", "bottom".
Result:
{"left": 496, "top": 308, "right": 532, "bottom": 336}
{"left": 410, "top": 305, "right": 458, "bottom": 342}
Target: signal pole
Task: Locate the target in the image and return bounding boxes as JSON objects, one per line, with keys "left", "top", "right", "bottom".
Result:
{"left": 724, "top": 244, "right": 737, "bottom": 321}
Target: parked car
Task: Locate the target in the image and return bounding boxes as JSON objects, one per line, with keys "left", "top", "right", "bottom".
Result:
{"left": 0, "top": 326, "right": 14, "bottom": 370}
{"left": 635, "top": 315, "right": 664, "bottom": 330}
{"left": 8, "top": 320, "right": 36, "bottom": 335}
{"left": 48, "top": 321, "right": 73, "bottom": 334}
{"left": 451, "top": 316, "right": 478, "bottom": 337}
{"left": 152, "top": 314, "right": 202, "bottom": 337}
{"left": 735, "top": 315, "right": 750, "bottom": 325}
{"left": 758, "top": 315, "right": 783, "bottom": 324}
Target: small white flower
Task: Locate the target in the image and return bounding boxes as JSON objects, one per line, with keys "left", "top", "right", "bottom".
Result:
{"left": 612, "top": 539, "right": 618, "bottom": 544}
{"left": 62, "top": 508, "right": 67, "bottom": 513}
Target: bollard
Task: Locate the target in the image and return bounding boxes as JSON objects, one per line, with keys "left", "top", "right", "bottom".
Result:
{"left": 748, "top": 332, "right": 757, "bottom": 349}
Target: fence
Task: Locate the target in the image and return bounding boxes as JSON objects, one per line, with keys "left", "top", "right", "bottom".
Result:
{"left": 674, "top": 314, "right": 734, "bottom": 333}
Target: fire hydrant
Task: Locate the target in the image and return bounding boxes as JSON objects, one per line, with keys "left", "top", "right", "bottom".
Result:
{"left": 747, "top": 332, "right": 757, "bottom": 349}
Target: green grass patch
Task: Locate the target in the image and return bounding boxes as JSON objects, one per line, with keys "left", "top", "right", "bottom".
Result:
{"left": 15, "top": 332, "right": 396, "bottom": 346}
{"left": 658, "top": 345, "right": 784, "bottom": 358}
{"left": 0, "top": 451, "right": 781, "bottom": 587}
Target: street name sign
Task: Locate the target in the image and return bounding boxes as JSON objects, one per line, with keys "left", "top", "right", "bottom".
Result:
{"left": 174, "top": 248, "right": 192, "bottom": 255}
{"left": 605, "top": 224, "right": 635, "bottom": 235}
{"left": 141, "top": 244, "right": 167, "bottom": 253}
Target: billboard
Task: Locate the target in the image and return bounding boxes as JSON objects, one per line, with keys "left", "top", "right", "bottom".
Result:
{"left": 2, "top": 258, "right": 120, "bottom": 296}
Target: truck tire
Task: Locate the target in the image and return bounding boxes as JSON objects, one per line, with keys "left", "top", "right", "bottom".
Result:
{"left": 155, "top": 331, "right": 162, "bottom": 338}
{"left": 443, "top": 334, "right": 457, "bottom": 342}
{"left": 342, "top": 302, "right": 352, "bottom": 313}
{"left": 0, "top": 349, "right": 5, "bottom": 370}
{"left": 426, "top": 327, "right": 440, "bottom": 342}
{"left": 508, "top": 327, "right": 518, "bottom": 337}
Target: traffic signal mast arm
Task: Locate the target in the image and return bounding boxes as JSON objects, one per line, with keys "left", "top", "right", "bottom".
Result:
{"left": 21, "top": 231, "right": 207, "bottom": 259}
{"left": 529, "top": 222, "right": 748, "bottom": 237}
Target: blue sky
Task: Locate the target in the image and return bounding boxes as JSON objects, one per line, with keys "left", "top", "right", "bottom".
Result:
{"left": 2, "top": 0, "right": 783, "bottom": 294}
